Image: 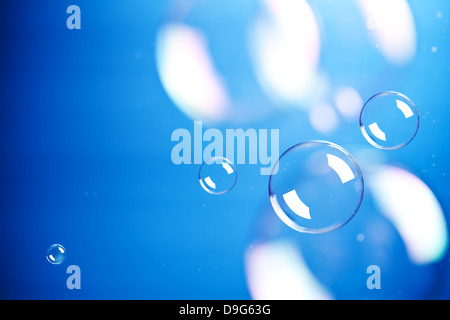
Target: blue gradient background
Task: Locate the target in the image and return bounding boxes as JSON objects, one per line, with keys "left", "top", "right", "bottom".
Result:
{"left": 0, "top": 0, "right": 449, "bottom": 299}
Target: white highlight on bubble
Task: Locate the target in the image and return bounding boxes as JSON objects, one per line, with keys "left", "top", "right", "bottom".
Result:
{"left": 204, "top": 177, "right": 216, "bottom": 190}
{"left": 356, "top": 0, "right": 417, "bottom": 65}
{"left": 156, "top": 24, "right": 230, "bottom": 122}
{"left": 222, "top": 162, "right": 234, "bottom": 175}
{"left": 309, "top": 104, "right": 338, "bottom": 133}
{"left": 369, "top": 166, "right": 448, "bottom": 265}
{"left": 245, "top": 241, "right": 333, "bottom": 300}
{"left": 334, "top": 87, "right": 363, "bottom": 119}
{"left": 282, "top": 190, "right": 311, "bottom": 220}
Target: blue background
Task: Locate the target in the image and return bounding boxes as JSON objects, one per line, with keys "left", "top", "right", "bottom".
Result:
{"left": 0, "top": 0, "right": 449, "bottom": 299}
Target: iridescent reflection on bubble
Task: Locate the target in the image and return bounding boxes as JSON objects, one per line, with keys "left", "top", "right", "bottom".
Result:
{"left": 199, "top": 157, "right": 237, "bottom": 195}
{"left": 269, "top": 141, "right": 364, "bottom": 234}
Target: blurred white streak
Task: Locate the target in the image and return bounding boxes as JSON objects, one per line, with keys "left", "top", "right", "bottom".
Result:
{"left": 369, "top": 166, "right": 448, "bottom": 265}
{"left": 249, "top": 0, "right": 321, "bottom": 106}
{"left": 156, "top": 24, "right": 230, "bottom": 121}
{"left": 222, "top": 162, "right": 234, "bottom": 175}
{"left": 283, "top": 190, "right": 311, "bottom": 220}
{"left": 356, "top": 0, "right": 417, "bottom": 65}
{"left": 245, "top": 241, "right": 333, "bottom": 300}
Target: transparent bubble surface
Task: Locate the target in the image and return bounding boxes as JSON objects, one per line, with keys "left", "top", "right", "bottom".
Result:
{"left": 46, "top": 244, "right": 67, "bottom": 265}
{"left": 269, "top": 141, "right": 364, "bottom": 234}
{"left": 360, "top": 92, "right": 419, "bottom": 150}
{"left": 199, "top": 157, "right": 237, "bottom": 195}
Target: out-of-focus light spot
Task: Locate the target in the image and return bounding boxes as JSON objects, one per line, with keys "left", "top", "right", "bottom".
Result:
{"left": 156, "top": 24, "right": 230, "bottom": 122}
{"left": 437, "top": 11, "right": 442, "bottom": 19}
{"left": 249, "top": 0, "right": 321, "bottom": 106}
{"left": 334, "top": 87, "right": 363, "bottom": 120}
{"left": 357, "top": 233, "right": 365, "bottom": 242}
{"left": 245, "top": 241, "right": 333, "bottom": 300}
{"left": 356, "top": 0, "right": 417, "bottom": 65}
{"left": 431, "top": 46, "right": 438, "bottom": 53}
{"left": 309, "top": 104, "right": 338, "bottom": 133}
{"left": 354, "top": 148, "right": 387, "bottom": 173}
{"left": 369, "top": 166, "right": 448, "bottom": 265}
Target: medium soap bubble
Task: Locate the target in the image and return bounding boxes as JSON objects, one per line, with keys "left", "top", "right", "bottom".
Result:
{"left": 269, "top": 141, "right": 364, "bottom": 234}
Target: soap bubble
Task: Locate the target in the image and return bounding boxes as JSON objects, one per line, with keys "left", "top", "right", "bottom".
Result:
{"left": 360, "top": 92, "right": 419, "bottom": 150}
{"left": 155, "top": 0, "right": 280, "bottom": 123}
{"left": 247, "top": 165, "right": 449, "bottom": 300}
{"left": 46, "top": 244, "right": 67, "bottom": 265}
{"left": 199, "top": 157, "right": 237, "bottom": 194}
{"left": 269, "top": 141, "right": 364, "bottom": 234}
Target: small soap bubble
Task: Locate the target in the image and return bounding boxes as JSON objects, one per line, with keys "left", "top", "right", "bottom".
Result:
{"left": 46, "top": 244, "right": 67, "bottom": 265}
{"left": 269, "top": 141, "right": 364, "bottom": 234}
{"left": 199, "top": 157, "right": 237, "bottom": 194}
{"left": 360, "top": 92, "right": 419, "bottom": 150}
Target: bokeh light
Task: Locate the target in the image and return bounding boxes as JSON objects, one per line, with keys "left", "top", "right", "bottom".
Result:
{"left": 360, "top": 91, "right": 419, "bottom": 150}
{"left": 46, "top": 244, "right": 67, "bottom": 265}
{"left": 269, "top": 141, "right": 364, "bottom": 234}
